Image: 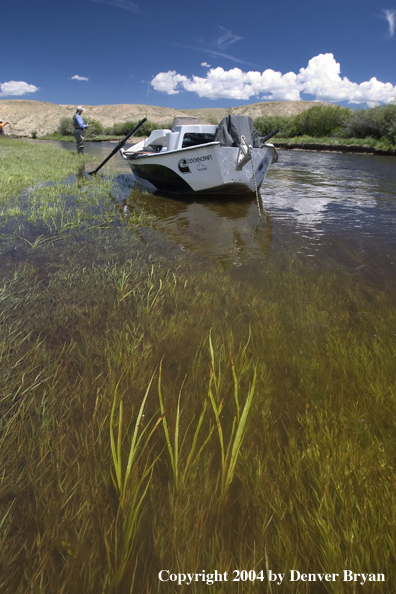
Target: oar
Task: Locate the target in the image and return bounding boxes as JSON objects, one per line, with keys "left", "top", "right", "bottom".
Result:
{"left": 261, "top": 129, "right": 280, "bottom": 144}
{"left": 88, "top": 117, "right": 147, "bottom": 175}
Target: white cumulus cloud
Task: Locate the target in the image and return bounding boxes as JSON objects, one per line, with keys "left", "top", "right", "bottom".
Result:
{"left": 71, "top": 75, "right": 89, "bottom": 81}
{"left": 0, "top": 80, "right": 39, "bottom": 97}
{"left": 151, "top": 53, "right": 396, "bottom": 104}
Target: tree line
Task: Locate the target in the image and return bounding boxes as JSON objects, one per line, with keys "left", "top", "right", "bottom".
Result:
{"left": 56, "top": 103, "right": 396, "bottom": 144}
{"left": 57, "top": 118, "right": 160, "bottom": 138}
{"left": 253, "top": 103, "right": 396, "bottom": 142}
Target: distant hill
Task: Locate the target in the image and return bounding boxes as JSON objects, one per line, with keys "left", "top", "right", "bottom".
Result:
{"left": 0, "top": 99, "right": 333, "bottom": 137}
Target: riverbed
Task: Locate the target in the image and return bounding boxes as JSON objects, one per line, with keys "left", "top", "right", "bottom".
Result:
{"left": 2, "top": 141, "right": 396, "bottom": 592}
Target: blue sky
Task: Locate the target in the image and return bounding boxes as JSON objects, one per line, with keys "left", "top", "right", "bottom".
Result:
{"left": 1, "top": 0, "right": 396, "bottom": 108}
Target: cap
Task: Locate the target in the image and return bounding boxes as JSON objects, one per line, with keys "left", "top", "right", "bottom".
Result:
{"left": 76, "top": 106, "right": 84, "bottom": 111}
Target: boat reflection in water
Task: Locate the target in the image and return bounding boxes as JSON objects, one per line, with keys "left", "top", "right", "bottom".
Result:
{"left": 117, "top": 181, "right": 273, "bottom": 270}
{"left": 110, "top": 148, "right": 396, "bottom": 289}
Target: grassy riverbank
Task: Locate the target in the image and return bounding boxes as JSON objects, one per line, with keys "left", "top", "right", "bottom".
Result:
{"left": 0, "top": 138, "right": 130, "bottom": 240}
{"left": 1, "top": 138, "right": 396, "bottom": 593}
{"left": 274, "top": 135, "right": 396, "bottom": 150}
{"left": 38, "top": 133, "right": 128, "bottom": 142}
{"left": 273, "top": 136, "right": 396, "bottom": 156}
{"left": 37, "top": 133, "right": 396, "bottom": 154}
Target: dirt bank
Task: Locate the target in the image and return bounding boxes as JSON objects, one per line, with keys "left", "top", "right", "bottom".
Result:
{"left": 0, "top": 99, "right": 330, "bottom": 138}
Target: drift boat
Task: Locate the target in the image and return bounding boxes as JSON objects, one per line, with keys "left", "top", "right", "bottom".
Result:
{"left": 120, "top": 115, "right": 278, "bottom": 196}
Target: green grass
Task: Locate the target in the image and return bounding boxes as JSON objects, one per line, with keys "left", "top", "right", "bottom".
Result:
{"left": 0, "top": 137, "right": 139, "bottom": 243}
{"left": 0, "top": 138, "right": 395, "bottom": 592}
{"left": 274, "top": 135, "right": 396, "bottom": 151}
{"left": 0, "top": 137, "right": 91, "bottom": 197}
{"left": 38, "top": 134, "right": 129, "bottom": 142}
{"left": 38, "top": 133, "right": 77, "bottom": 141}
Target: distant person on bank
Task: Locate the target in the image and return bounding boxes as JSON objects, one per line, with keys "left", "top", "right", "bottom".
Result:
{"left": 72, "top": 106, "right": 89, "bottom": 153}
{"left": 0, "top": 119, "right": 9, "bottom": 135}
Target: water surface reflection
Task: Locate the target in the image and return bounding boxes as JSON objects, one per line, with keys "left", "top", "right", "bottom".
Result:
{"left": 37, "top": 139, "right": 132, "bottom": 170}
{"left": 126, "top": 191, "right": 273, "bottom": 269}
{"left": 119, "top": 150, "right": 396, "bottom": 293}
{"left": 38, "top": 140, "right": 396, "bottom": 291}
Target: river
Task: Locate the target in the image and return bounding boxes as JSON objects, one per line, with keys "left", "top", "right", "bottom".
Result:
{"left": 40, "top": 140, "right": 396, "bottom": 296}
{"left": 3, "top": 141, "right": 396, "bottom": 590}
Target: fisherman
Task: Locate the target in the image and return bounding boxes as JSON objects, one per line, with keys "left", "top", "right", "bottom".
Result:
{"left": 0, "top": 119, "right": 9, "bottom": 135}
{"left": 72, "top": 106, "right": 89, "bottom": 153}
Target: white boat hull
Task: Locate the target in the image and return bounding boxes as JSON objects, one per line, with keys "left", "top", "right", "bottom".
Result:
{"left": 122, "top": 142, "right": 277, "bottom": 196}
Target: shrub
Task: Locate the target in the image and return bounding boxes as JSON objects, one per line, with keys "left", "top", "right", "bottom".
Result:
{"left": 56, "top": 117, "right": 104, "bottom": 137}
{"left": 253, "top": 115, "right": 297, "bottom": 138}
{"left": 293, "top": 104, "right": 352, "bottom": 137}
{"left": 57, "top": 116, "right": 75, "bottom": 136}
{"left": 86, "top": 119, "right": 104, "bottom": 136}
{"left": 341, "top": 103, "right": 396, "bottom": 141}
{"left": 254, "top": 106, "right": 352, "bottom": 139}
{"left": 139, "top": 120, "right": 164, "bottom": 136}
{"left": 254, "top": 105, "right": 353, "bottom": 139}
{"left": 111, "top": 121, "right": 135, "bottom": 136}
{"left": 108, "top": 120, "right": 165, "bottom": 137}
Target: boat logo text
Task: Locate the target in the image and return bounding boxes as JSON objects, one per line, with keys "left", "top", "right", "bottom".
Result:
{"left": 178, "top": 154, "right": 213, "bottom": 174}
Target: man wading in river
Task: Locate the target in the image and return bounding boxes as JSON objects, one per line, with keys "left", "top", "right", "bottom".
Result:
{"left": 72, "top": 106, "right": 89, "bottom": 154}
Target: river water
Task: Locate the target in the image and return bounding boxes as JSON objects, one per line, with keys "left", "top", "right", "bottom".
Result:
{"left": 42, "top": 140, "right": 396, "bottom": 297}
{"left": 3, "top": 140, "right": 395, "bottom": 590}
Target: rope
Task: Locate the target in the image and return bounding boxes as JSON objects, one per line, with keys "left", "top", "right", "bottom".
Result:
{"left": 251, "top": 154, "right": 263, "bottom": 220}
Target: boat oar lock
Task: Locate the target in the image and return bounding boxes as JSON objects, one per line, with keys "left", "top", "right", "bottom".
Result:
{"left": 261, "top": 129, "right": 280, "bottom": 144}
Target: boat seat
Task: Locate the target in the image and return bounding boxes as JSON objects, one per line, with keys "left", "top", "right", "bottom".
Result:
{"left": 182, "top": 132, "right": 216, "bottom": 148}
{"left": 171, "top": 116, "right": 200, "bottom": 131}
{"left": 168, "top": 124, "right": 218, "bottom": 151}
{"left": 143, "top": 129, "right": 171, "bottom": 149}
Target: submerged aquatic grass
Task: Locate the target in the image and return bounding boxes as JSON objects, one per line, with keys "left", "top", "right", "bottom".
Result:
{"left": 207, "top": 332, "right": 257, "bottom": 507}
{"left": 107, "top": 375, "right": 160, "bottom": 592}
{"left": 2, "top": 249, "right": 396, "bottom": 593}
{"left": 0, "top": 139, "right": 395, "bottom": 592}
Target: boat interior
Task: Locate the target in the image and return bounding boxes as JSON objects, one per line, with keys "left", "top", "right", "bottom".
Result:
{"left": 121, "top": 115, "right": 276, "bottom": 161}
{"left": 123, "top": 117, "right": 217, "bottom": 156}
